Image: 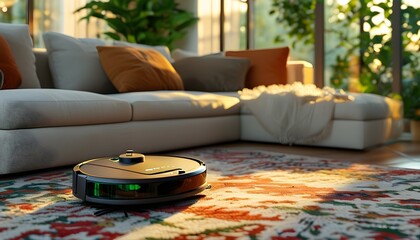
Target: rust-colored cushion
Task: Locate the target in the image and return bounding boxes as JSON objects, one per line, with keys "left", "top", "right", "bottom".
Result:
{"left": 0, "top": 34, "right": 22, "bottom": 89}
{"left": 225, "top": 47, "right": 290, "bottom": 88}
{"left": 96, "top": 46, "right": 184, "bottom": 92}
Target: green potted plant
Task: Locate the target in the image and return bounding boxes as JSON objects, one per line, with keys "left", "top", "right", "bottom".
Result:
{"left": 74, "top": 0, "right": 198, "bottom": 50}
{"left": 402, "top": 76, "right": 420, "bottom": 141}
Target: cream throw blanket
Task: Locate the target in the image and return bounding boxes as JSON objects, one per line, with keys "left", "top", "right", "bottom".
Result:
{"left": 239, "top": 83, "right": 353, "bottom": 144}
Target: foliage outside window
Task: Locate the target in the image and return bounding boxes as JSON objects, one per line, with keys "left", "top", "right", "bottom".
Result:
{"left": 0, "top": 0, "right": 26, "bottom": 24}
{"left": 270, "top": 0, "right": 419, "bottom": 93}
{"left": 75, "top": 0, "right": 198, "bottom": 50}
{"left": 269, "top": 0, "right": 420, "bottom": 119}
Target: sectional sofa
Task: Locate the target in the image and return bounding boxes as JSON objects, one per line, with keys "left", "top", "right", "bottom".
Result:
{"left": 0, "top": 23, "right": 403, "bottom": 175}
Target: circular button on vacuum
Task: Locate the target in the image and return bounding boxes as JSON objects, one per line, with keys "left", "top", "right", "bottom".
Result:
{"left": 118, "top": 150, "right": 145, "bottom": 164}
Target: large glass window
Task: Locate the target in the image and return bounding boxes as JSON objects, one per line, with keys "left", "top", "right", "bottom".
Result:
{"left": 1, "top": 0, "right": 104, "bottom": 47}
{"left": 402, "top": 0, "right": 420, "bottom": 83}
{"left": 0, "top": 0, "right": 27, "bottom": 24}
{"left": 32, "top": 0, "right": 106, "bottom": 47}
{"left": 197, "top": 0, "right": 221, "bottom": 54}
{"left": 255, "top": 0, "right": 315, "bottom": 63}
{"left": 1, "top": 0, "right": 416, "bottom": 97}
{"left": 324, "top": 0, "right": 360, "bottom": 90}
{"left": 223, "top": 0, "right": 247, "bottom": 50}
{"left": 260, "top": 0, "right": 418, "bottom": 97}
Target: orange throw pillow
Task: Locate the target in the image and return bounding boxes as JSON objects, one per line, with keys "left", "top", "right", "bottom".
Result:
{"left": 225, "top": 47, "right": 289, "bottom": 88}
{"left": 97, "top": 46, "right": 184, "bottom": 92}
{"left": 0, "top": 34, "right": 22, "bottom": 89}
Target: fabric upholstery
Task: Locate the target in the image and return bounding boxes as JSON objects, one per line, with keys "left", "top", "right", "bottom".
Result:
{"left": 97, "top": 46, "right": 184, "bottom": 93}
{"left": 172, "top": 48, "right": 198, "bottom": 61}
{"left": 334, "top": 93, "right": 402, "bottom": 120}
{"left": 0, "top": 34, "right": 22, "bottom": 89}
{"left": 172, "top": 48, "right": 224, "bottom": 62}
{"left": 43, "top": 32, "right": 116, "bottom": 93}
{"left": 108, "top": 90, "right": 241, "bottom": 121}
{"left": 225, "top": 47, "right": 290, "bottom": 88}
{"left": 0, "top": 89, "right": 131, "bottom": 130}
{"left": 241, "top": 92, "right": 402, "bottom": 121}
{"left": 0, "top": 116, "right": 240, "bottom": 174}
{"left": 113, "top": 40, "right": 173, "bottom": 62}
{"left": 33, "top": 48, "right": 54, "bottom": 88}
{"left": 173, "top": 56, "right": 250, "bottom": 92}
{"left": 0, "top": 23, "right": 40, "bottom": 88}
{"left": 241, "top": 115, "right": 398, "bottom": 150}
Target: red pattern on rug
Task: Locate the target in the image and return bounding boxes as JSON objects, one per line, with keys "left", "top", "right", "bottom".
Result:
{"left": 0, "top": 148, "right": 419, "bottom": 239}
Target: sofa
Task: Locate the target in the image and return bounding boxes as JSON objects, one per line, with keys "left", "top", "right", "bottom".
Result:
{"left": 0, "top": 23, "right": 403, "bottom": 175}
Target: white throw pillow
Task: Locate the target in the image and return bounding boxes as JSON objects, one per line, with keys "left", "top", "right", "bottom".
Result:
{"left": 113, "top": 41, "right": 173, "bottom": 62}
{"left": 43, "top": 32, "right": 116, "bottom": 93}
{"left": 0, "top": 23, "right": 41, "bottom": 88}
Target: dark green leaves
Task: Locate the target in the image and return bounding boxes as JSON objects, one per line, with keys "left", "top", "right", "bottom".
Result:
{"left": 74, "top": 0, "right": 198, "bottom": 50}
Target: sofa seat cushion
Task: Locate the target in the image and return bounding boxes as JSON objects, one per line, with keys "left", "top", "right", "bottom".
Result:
{"left": 0, "top": 89, "right": 132, "bottom": 130}
{"left": 241, "top": 92, "right": 402, "bottom": 121}
{"left": 333, "top": 93, "right": 402, "bottom": 120}
{"left": 108, "top": 91, "right": 241, "bottom": 121}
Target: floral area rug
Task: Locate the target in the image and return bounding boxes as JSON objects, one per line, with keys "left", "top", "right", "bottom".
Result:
{"left": 0, "top": 148, "right": 419, "bottom": 239}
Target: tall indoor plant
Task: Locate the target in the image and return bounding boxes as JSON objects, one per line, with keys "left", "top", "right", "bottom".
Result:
{"left": 74, "top": 0, "right": 198, "bottom": 50}
{"left": 402, "top": 77, "right": 420, "bottom": 141}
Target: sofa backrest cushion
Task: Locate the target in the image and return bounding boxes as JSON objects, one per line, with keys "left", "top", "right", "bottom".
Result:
{"left": 226, "top": 47, "right": 289, "bottom": 89}
{"left": 0, "top": 23, "right": 41, "bottom": 88}
{"left": 33, "top": 48, "right": 55, "bottom": 88}
{"left": 43, "top": 32, "right": 117, "bottom": 93}
{"left": 97, "top": 46, "right": 184, "bottom": 92}
{"left": 173, "top": 56, "right": 250, "bottom": 92}
{"left": 0, "top": 34, "right": 22, "bottom": 89}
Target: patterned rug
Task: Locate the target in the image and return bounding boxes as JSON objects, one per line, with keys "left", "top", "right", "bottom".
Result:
{"left": 0, "top": 148, "right": 419, "bottom": 240}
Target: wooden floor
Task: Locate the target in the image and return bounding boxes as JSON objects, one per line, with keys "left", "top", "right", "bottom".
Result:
{"left": 205, "top": 133, "right": 420, "bottom": 170}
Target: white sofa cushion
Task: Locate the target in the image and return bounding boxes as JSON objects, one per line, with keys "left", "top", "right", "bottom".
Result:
{"left": 241, "top": 92, "right": 402, "bottom": 121}
{"left": 43, "top": 32, "right": 116, "bottom": 93}
{"left": 109, "top": 91, "right": 241, "bottom": 121}
{"left": 0, "top": 23, "right": 40, "bottom": 88}
{"left": 0, "top": 89, "right": 131, "bottom": 129}
{"left": 334, "top": 93, "right": 402, "bottom": 120}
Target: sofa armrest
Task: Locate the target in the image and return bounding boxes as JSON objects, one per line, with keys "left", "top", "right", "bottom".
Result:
{"left": 287, "top": 60, "right": 314, "bottom": 85}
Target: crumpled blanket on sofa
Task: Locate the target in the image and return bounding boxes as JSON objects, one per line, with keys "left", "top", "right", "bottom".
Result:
{"left": 239, "top": 83, "right": 353, "bottom": 144}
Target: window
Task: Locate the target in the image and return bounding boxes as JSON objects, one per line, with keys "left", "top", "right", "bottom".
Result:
{"left": 2, "top": 0, "right": 417, "bottom": 96}
{"left": 0, "top": 0, "right": 27, "bottom": 24}
{"left": 1, "top": 0, "right": 104, "bottom": 47}
{"left": 251, "top": 0, "right": 418, "bottom": 96}
{"left": 255, "top": 0, "right": 315, "bottom": 63}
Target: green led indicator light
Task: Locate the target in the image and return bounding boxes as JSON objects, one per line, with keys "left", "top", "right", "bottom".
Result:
{"left": 90, "top": 182, "right": 142, "bottom": 198}
{"left": 118, "top": 184, "right": 141, "bottom": 191}
{"left": 94, "top": 182, "right": 100, "bottom": 197}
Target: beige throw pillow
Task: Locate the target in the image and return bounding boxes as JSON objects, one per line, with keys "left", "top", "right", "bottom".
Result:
{"left": 97, "top": 46, "right": 184, "bottom": 92}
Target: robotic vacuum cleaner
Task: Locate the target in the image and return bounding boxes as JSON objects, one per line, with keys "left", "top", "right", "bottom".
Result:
{"left": 72, "top": 150, "right": 209, "bottom": 205}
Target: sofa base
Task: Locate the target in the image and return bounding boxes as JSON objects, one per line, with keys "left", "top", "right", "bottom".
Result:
{"left": 240, "top": 115, "right": 403, "bottom": 150}
{"left": 0, "top": 116, "right": 239, "bottom": 175}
